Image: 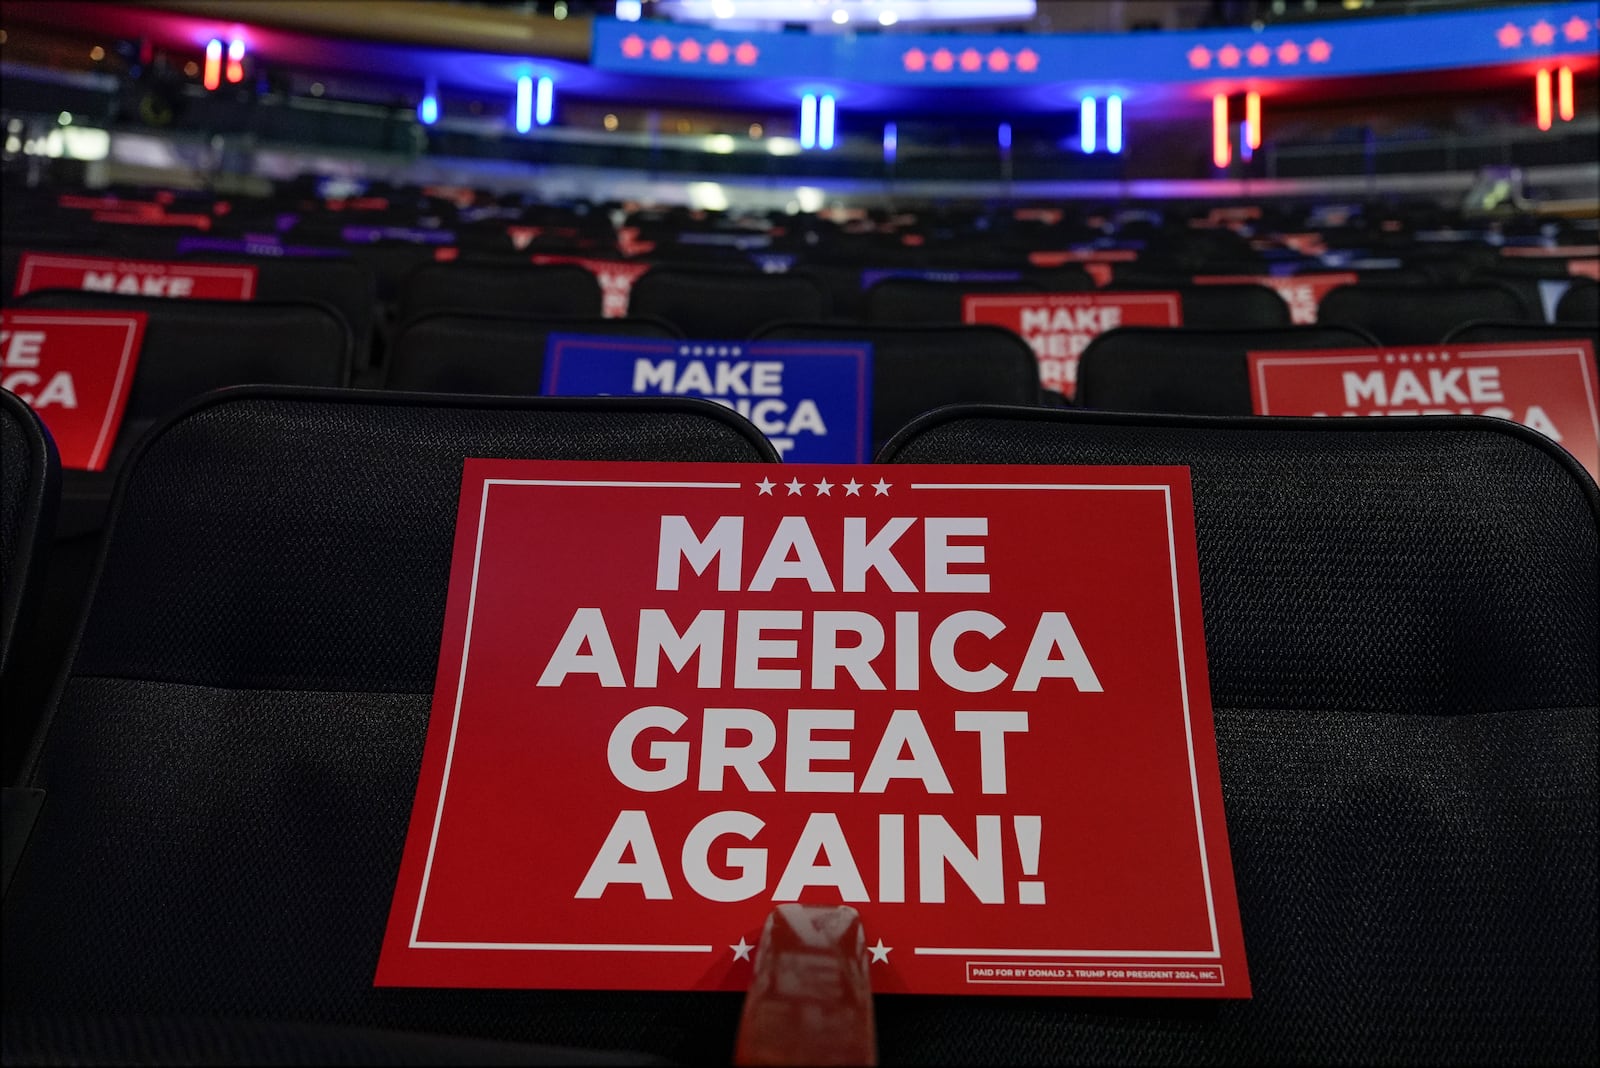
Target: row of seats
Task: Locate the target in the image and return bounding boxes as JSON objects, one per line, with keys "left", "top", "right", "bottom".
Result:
{"left": 2, "top": 383, "right": 1594, "bottom": 1064}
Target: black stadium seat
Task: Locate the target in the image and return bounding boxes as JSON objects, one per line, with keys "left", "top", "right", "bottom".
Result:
{"left": 752, "top": 321, "right": 1042, "bottom": 455}
{"left": 628, "top": 266, "right": 829, "bottom": 337}
{"left": 1443, "top": 319, "right": 1600, "bottom": 350}
{"left": 180, "top": 254, "right": 381, "bottom": 376}
{"left": 385, "top": 312, "right": 680, "bottom": 393}
{"left": 0, "top": 388, "right": 59, "bottom": 781}
{"left": 11, "top": 292, "right": 352, "bottom": 472}
{"left": 876, "top": 405, "right": 1598, "bottom": 1064}
{"left": 9, "top": 291, "right": 351, "bottom": 539}
{"left": 864, "top": 278, "right": 1046, "bottom": 324}
{"left": 1318, "top": 280, "right": 1535, "bottom": 343}
{"left": 398, "top": 262, "right": 603, "bottom": 324}
{"left": 1075, "top": 324, "right": 1381, "bottom": 414}
{"left": 1557, "top": 277, "right": 1599, "bottom": 324}
{"left": 1, "top": 389, "right": 778, "bottom": 1064}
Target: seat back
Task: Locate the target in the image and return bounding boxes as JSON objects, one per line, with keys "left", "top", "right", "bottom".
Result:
{"left": 398, "top": 263, "right": 603, "bottom": 324}
{"left": 1076, "top": 324, "right": 1381, "bottom": 414}
{"left": 0, "top": 388, "right": 59, "bottom": 683}
{"left": 182, "top": 255, "right": 379, "bottom": 372}
{"left": 864, "top": 278, "right": 1044, "bottom": 324}
{"left": 752, "top": 321, "right": 1041, "bottom": 455}
{"left": 1443, "top": 319, "right": 1600, "bottom": 348}
{"left": 627, "top": 267, "right": 828, "bottom": 337}
{"left": 3, "top": 390, "right": 777, "bottom": 1061}
{"left": 11, "top": 292, "right": 351, "bottom": 460}
{"left": 386, "top": 313, "right": 680, "bottom": 393}
{"left": 1319, "top": 281, "right": 1535, "bottom": 343}
{"left": 1557, "top": 277, "right": 1599, "bottom": 324}
{"left": 875, "top": 405, "right": 1597, "bottom": 1064}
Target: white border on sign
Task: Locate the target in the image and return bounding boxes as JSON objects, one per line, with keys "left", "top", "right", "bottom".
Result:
{"left": 408, "top": 476, "right": 1219, "bottom": 962}
{"left": 8, "top": 313, "right": 143, "bottom": 470}
{"left": 1251, "top": 351, "right": 1381, "bottom": 413}
{"left": 1454, "top": 344, "right": 1600, "bottom": 445}
{"left": 17, "top": 253, "right": 258, "bottom": 299}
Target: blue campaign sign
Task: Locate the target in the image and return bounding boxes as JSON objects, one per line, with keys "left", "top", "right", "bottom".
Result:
{"left": 543, "top": 334, "right": 872, "bottom": 462}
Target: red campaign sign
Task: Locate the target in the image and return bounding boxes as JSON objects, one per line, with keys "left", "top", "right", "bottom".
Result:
{"left": 962, "top": 292, "right": 1182, "bottom": 397}
{"left": 532, "top": 255, "right": 652, "bottom": 318}
{"left": 1248, "top": 341, "right": 1600, "bottom": 482}
{"left": 1, "top": 310, "right": 146, "bottom": 471}
{"left": 376, "top": 460, "right": 1248, "bottom": 998}
{"left": 13, "top": 253, "right": 257, "bottom": 300}
{"left": 1192, "top": 273, "right": 1357, "bottom": 325}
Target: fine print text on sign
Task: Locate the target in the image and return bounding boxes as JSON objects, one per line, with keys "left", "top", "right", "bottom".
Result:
{"left": 1248, "top": 340, "right": 1600, "bottom": 483}
{"left": 12, "top": 252, "right": 258, "bottom": 300}
{"left": 962, "top": 292, "right": 1182, "bottom": 397}
{"left": 1, "top": 310, "right": 147, "bottom": 470}
{"left": 376, "top": 460, "right": 1248, "bottom": 998}
{"left": 542, "top": 335, "right": 873, "bottom": 462}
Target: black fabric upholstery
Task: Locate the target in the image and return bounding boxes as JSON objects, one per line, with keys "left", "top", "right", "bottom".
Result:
{"left": 1318, "top": 281, "right": 1536, "bottom": 343}
{"left": 1444, "top": 319, "right": 1600, "bottom": 349}
{"left": 864, "top": 278, "right": 1045, "bottom": 324}
{"left": 752, "top": 321, "right": 1042, "bottom": 456}
{"left": 872, "top": 406, "right": 1598, "bottom": 1065}
{"left": 1172, "top": 285, "right": 1293, "bottom": 329}
{"left": 626, "top": 266, "right": 828, "bottom": 337}
{"left": 398, "top": 263, "right": 603, "bottom": 324}
{"left": 1075, "top": 324, "right": 1381, "bottom": 414}
{"left": 10, "top": 292, "right": 352, "bottom": 458}
{"left": 182, "top": 255, "right": 379, "bottom": 371}
{"left": 0, "top": 389, "right": 58, "bottom": 681}
{"left": 385, "top": 313, "right": 679, "bottom": 393}
{"left": 8, "top": 292, "right": 353, "bottom": 540}
{"left": 1557, "top": 277, "right": 1598, "bottom": 324}
{"left": 0, "top": 1014, "right": 669, "bottom": 1065}
{"left": 3, "top": 391, "right": 778, "bottom": 1064}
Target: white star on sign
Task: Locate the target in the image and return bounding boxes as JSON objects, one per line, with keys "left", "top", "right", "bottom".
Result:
{"left": 815, "top": 478, "right": 834, "bottom": 495}
{"left": 756, "top": 478, "right": 775, "bottom": 495}
{"left": 872, "top": 479, "right": 892, "bottom": 496}
{"left": 844, "top": 479, "right": 862, "bottom": 496}
{"left": 731, "top": 937, "right": 754, "bottom": 962}
{"left": 868, "top": 939, "right": 892, "bottom": 963}
{"left": 786, "top": 478, "right": 805, "bottom": 495}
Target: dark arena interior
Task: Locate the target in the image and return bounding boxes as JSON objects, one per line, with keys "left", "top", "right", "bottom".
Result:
{"left": 0, "top": 1, "right": 1596, "bottom": 1065}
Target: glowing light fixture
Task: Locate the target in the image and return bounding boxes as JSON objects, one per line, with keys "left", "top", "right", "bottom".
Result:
{"left": 1557, "top": 66, "right": 1574, "bottom": 122}
{"left": 1239, "top": 121, "right": 1252, "bottom": 161}
{"left": 800, "top": 92, "right": 817, "bottom": 149}
{"left": 418, "top": 76, "right": 438, "bottom": 125}
{"left": 1535, "top": 68, "right": 1552, "bottom": 131}
{"left": 536, "top": 75, "right": 554, "bottom": 126}
{"left": 1080, "top": 96, "right": 1096, "bottom": 154}
{"left": 998, "top": 121, "right": 1012, "bottom": 150}
{"left": 226, "top": 38, "right": 244, "bottom": 84}
{"left": 616, "top": 0, "right": 642, "bottom": 20}
{"left": 831, "top": 8, "right": 849, "bottom": 23}
{"left": 818, "top": 93, "right": 836, "bottom": 150}
{"left": 879, "top": 9, "right": 899, "bottom": 26}
{"left": 883, "top": 121, "right": 897, "bottom": 163}
{"left": 1212, "top": 93, "right": 1231, "bottom": 167}
{"left": 1106, "top": 94, "right": 1123, "bottom": 154}
{"left": 516, "top": 75, "right": 533, "bottom": 133}
{"left": 1244, "top": 91, "right": 1261, "bottom": 150}
{"left": 203, "top": 39, "right": 222, "bottom": 91}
